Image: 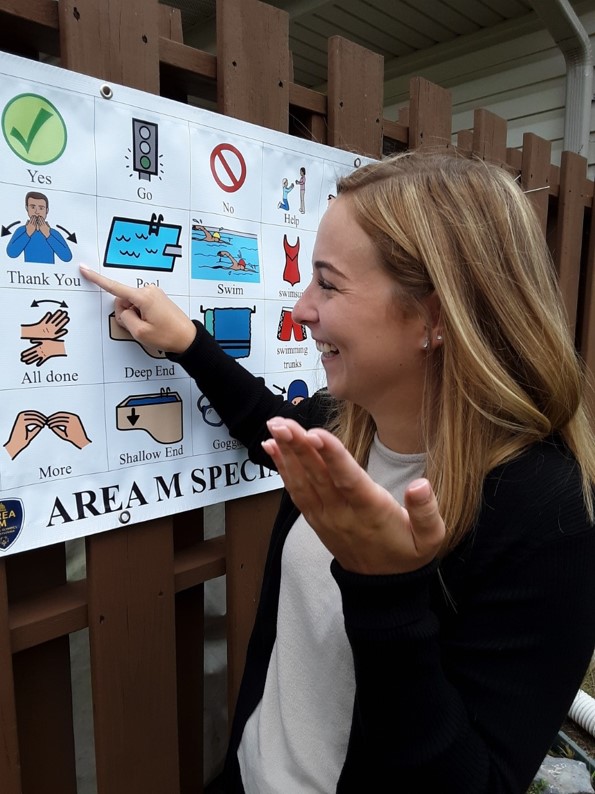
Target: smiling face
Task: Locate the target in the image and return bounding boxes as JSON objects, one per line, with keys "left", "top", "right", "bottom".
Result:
{"left": 293, "top": 197, "right": 435, "bottom": 451}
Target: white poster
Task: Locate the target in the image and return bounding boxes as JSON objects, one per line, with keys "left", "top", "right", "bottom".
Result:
{"left": 0, "top": 53, "right": 368, "bottom": 555}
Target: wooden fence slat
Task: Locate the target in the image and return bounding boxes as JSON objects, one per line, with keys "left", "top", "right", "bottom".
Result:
{"left": 173, "top": 509, "right": 205, "bottom": 793}
{"left": 553, "top": 150, "right": 588, "bottom": 335}
{"left": 9, "top": 580, "right": 87, "bottom": 653}
{"left": 521, "top": 132, "right": 552, "bottom": 236}
{"left": 0, "top": 561, "right": 21, "bottom": 794}
{"left": 382, "top": 118, "right": 408, "bottom": 147}
{"left": 457, "top": 128, "right": 473, "bottom": 153}
{"left": 7, "top": 545, "right": 77, "bottom": 794}
{"left": 408, "top": 76, "right": 452, "bottom": 150}
{"left": 216, "top": 0, "right": 290, "bottom": 131}
{"left": 14, "top": 639, "right": 78, "bottom": 794}
{"left": 215, "top": 0, "right": 290, "bottom": 732}
{"left": 86, "top": 519, "right": 180, "bottom": 794}
{"left": 225, "top": 491, "right": 281, "bottom": 720}
{"left": 59, "top": 0, "right": 160, "bottom": 90}
{"left": 327, "top": 35, "right": 384, "bottom": 159}
{"left": 0, "top": 0, "right": 58, "bottom": 58}
{"left": 159, "top": 3, "right": 183, "bottom": 42}
{"left": 472, "top": 107, "right": 508, "bottom": 165}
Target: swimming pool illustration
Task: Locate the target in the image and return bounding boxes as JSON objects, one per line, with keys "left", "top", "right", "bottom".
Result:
{"left": 104, "top": 214, "right": 183, "bottom": 272}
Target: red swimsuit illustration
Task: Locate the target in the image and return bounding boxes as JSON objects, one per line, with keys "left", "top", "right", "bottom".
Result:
{"left": 282, "top": 234, "right": 300, "bottom": 286}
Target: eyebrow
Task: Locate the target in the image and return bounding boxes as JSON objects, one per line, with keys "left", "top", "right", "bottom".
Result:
{"left": 313, "top": 260, "right": 346, "bottom": 279}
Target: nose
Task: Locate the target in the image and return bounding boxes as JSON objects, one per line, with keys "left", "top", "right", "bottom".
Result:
{"left": 292, "top": 278, "right": 318, "bottom": 326}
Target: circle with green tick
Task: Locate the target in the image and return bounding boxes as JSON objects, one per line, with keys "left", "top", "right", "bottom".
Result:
{"left": 2, "top": 93, "right": 67, "bottom": 165}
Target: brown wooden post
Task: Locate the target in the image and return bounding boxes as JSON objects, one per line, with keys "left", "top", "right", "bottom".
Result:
{"left": 0, "top": 561, "right": 21, "bottom": 793}
{"left": 59, "top": 1, "right": 180, "bottom": 792}
{"left": 552, "top": 150, "right": 588, "bottom": 336}
{"left": 174, "top": 509, "right": 205, "bottom": 794}
{"left": 327, "top": 35, "right": 384, "bottom": 159}
{"left": 8, "top": 545, "right": 77, "bottom": 794}
{"left": 456, "top": 128, "right": 473, "bottom": 155}
{"left": 216, "top": 0, "right": 290, "bottom": 131}
{"left": 59, "top": 0, "right": 160, "bottom": 89}
{"left": 521, "top": 132, "right": 552, "bottom": 236}
{"left": 408, "top": 77, "right": 452, "bottom": 150}
{"left": 472, "top": 108, "right": 508, "bottom": 165}
{"left": 86, "top": 520, "right": 179, "bottom": 793}
{"left": 215, "top": 0, "right": 289, "bottom": 725}
{"left": 225, "top": 490, "right": 281, "bottom": 719}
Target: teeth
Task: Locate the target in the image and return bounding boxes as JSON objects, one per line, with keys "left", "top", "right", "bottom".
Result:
{"left": 316, "top": 341, "right": 338, "bottom": 354}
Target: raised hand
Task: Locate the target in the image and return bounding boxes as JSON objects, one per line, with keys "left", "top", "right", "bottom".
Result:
{"left": 21, "top": 309, "right": 70, "bottom": 340}
{"left": 4, "top": 410, "right": 47, "bottom": 459}
{"left": 80, "top": 266, "right": 196, "bottom": 354}
{"left": 262, "top": 418, "right": 445, "bottom": 575}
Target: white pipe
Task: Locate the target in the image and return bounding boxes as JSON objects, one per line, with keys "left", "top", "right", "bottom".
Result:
{"left": 529, "top": 0, "right": 593, "bottom": 157}
{"left": 569, "top": 689, "right": 595, "bottom": 737}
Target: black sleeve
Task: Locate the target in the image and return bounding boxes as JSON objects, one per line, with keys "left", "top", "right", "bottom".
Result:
{"left": 332, "top": 452, "right": 595, "bottom": 793}
{"left": 167, "top": 320, "right": 330, "bottom": 466}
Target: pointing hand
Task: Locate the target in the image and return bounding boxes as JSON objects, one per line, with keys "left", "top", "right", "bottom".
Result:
{"left": 80, "top": 266, "right": 196, "bottom": 354}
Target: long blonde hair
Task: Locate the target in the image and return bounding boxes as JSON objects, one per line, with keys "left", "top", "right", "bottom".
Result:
{"left": 331, "top": 150, "right": 595, "bottom": 551}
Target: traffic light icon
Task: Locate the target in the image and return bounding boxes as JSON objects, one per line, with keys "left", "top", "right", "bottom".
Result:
{"left": 132, "top": 118, "right": 159, "bottom": 180}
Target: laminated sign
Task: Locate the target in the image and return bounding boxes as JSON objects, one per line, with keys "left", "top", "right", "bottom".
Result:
{"left": 0, "top": 50, "right": 370, "bottom": 554}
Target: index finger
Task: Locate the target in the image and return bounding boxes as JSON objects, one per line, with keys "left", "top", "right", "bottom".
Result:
{"left": 80, "top": 266, "right": 139, "bottom": 302}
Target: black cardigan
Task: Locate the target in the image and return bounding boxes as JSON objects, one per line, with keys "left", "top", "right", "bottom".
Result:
{"left": 169, "top": 322, "right": 595, "bottom": 794}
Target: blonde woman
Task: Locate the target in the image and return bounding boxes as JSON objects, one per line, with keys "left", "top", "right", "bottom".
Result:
{"left": 82, "top": 151, "right": 595, "bottom": 793}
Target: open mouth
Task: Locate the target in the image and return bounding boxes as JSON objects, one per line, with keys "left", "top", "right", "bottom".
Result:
{"left": 316, "top": 341, "right": 339, "bottom": 358}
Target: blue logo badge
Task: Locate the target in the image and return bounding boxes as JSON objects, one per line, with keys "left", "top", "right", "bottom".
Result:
{"left": 0, "top": 499, "right": 24, "bottom": 551}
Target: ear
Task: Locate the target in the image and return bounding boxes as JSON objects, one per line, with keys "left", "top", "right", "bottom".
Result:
{"left": 423, "top": 291, "right": 443, "bottom": 349}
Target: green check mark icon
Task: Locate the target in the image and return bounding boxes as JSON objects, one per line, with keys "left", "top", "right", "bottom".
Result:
{"left": 10, "top": 107, "right": 53, "bottom": 153}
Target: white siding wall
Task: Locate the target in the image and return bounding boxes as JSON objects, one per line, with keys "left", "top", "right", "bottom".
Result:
{"left": 383, "top": 1, "right": 594, "bottom": 177}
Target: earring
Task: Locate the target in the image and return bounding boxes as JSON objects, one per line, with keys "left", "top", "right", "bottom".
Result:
{"left": 436, "top": 334, "right": 443, "bottom": 342}
{"left": 422, "top": 338, "right": 430, "bottom": 350}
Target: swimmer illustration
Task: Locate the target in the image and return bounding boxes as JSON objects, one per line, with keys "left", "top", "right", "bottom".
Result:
{"left": 5, "top": 192, "right": 74, "bottom": 264}
{"left": 277, "top": 177, "right": 294, "bottom": 210}
{"left": 217, "top": 250, "right": 247, "bottom": 271}
{"left": 191, "top": 220, "right": 229, "bottom": 245}
{"left": 191, "top": 227, "right": 260, "bottom": 283}
{"left": 20, "top": 307, "right": 70, "bottom": 366}
{"left": 4, "top": 410, "right": 91, "bottom": 459}
{"left": 295, "top": 167, "right": 306, "bottom": 213}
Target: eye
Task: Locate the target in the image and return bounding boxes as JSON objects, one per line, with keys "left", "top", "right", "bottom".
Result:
{"left": 317, "top": 276, "right": 336, "bottom": 291}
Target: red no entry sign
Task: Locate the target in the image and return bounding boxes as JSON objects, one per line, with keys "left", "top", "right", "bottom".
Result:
{"left": 210, "top": 143, "right": 247, "bottom": 193}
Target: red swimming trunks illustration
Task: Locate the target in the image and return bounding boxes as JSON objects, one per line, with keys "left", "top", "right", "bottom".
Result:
{"left": 277, "top": 308, "right": 307, "bottom": 342}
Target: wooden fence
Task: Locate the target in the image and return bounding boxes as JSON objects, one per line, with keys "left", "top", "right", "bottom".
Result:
{"left": 0, "top": 1, "right": 593, "bottom": 792}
